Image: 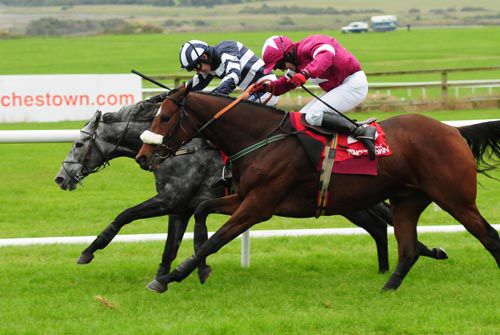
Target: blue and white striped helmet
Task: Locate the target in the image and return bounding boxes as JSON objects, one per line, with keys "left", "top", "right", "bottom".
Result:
{"left": 179, "top": 40, "right": 209, "bottom": 70}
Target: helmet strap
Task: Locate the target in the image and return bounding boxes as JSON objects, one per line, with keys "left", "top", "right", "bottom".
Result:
{"left": 184, "top": 41, "right": 205, "bottom": 69}
{"left": 278, "top": 36, "right": 295, "bottom": 65}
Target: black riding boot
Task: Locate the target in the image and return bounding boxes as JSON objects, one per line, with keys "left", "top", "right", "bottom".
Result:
{"left": 321, "top": 113, "right": 376, "bottom": 160}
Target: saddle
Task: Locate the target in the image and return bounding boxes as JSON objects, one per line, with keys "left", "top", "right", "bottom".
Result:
{"left": 288, "top": 112, "right": 391, "bottom": 175}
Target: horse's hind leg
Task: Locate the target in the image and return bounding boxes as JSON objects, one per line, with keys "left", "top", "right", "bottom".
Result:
{"left": 383, "top": 194, "right": 431, "bottom": 291}
{"left": 345, "top": 202, "right": 448, "bottom": 274}
{"left": 343, "top": 206, "right": 389, "bottom": 273}
{"left": 451, "top": 207, "right": 500, "bottom": 267}
{"left": 373, "top": 202, "right": 448, "bottom": 260}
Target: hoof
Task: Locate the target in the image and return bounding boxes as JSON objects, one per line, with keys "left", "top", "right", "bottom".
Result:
{"left": 147, "top": 279, "right": 168, "bottom": 293}
{"left": 434, "top": 247, "right": 448, "bottom": 260}
{"left": 381, "top": 286, "right": 397, "bottom": 293}
{"left": 77, "top": 253, "right": 94, "bottom": 264}
{"left": 198, "top": 266, "right": 212, "bottom": 284}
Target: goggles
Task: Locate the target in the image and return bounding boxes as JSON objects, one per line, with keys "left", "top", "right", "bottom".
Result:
{"left": 186, "top": 60, "right": 208, "bottom": 72}
{"left": 273, "top": 59, "right": 286, "bottom": 71}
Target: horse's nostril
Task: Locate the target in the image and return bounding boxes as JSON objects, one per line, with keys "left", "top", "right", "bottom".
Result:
{"left": 55, "top": 176, "right": 65, "bottom": 185}
{"left": 135, "top": 155, "right": 149, "bottom": 170}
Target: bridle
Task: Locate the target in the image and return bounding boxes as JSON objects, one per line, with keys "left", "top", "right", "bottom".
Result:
{"left": 147, "top": 95, "right": 203, "bottom": 168}
{"left": 147, "top": 88, "right": 294, "bottom": 169}
{"left": 61, "top": 110, "right": 133, "bottom": 185}
{"left": 152, "top": 89, "right": 252, "bottom": 161}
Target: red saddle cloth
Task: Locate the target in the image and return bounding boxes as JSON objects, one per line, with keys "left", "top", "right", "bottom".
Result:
{"left": 289, "top": 112, "right": 392, "bottom": 175}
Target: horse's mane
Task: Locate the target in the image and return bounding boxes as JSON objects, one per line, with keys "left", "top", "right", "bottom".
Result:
{"left": 193, "top": 91, "right": 287, "bottom": 116}
{"left": 102, "top": 93, "right": 170, "bottom": 124}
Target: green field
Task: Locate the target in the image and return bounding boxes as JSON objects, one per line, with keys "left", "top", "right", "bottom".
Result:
{"left": 0, "top": 26, "right": 499, "bottom": 334}
{"left": 1, "top": 234, "right": 499, "bottom": 334}
{"left": 2, "top": 27, "right": 500, "bottom": 82}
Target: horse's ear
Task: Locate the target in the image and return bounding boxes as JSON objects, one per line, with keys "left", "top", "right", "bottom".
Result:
{"left": 102, "top": 112, "right": 121, "bottom": 123}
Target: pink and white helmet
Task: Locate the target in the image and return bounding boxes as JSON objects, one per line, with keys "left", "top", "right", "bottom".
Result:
{"left": 261, "top": 35, "right": 293, "bottom": 74}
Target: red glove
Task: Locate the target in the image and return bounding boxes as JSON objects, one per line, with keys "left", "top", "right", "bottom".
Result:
{"left": 290, "top": 72, "right": 307, "bottom": 87}
{"left": 250, "top": 82, "right": 271, "bottom": 94}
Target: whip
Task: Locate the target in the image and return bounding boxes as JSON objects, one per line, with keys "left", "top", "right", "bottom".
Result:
{"left": 131, "top": 69, "right": 172, "bottom": 91}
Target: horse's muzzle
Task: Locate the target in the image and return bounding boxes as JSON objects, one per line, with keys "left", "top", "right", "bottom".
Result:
{"left": 135, "top": 154, "right": 150, "bottom": 171}
{"left": 54, "top": 174, "right": 77, "bottom": 191}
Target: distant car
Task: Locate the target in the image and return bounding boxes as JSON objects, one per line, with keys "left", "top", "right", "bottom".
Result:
{"left": 371, "top": 15, "right": 398, "bottom": 32}
{"left": 341, "top": 21, "right": 369, "bottom": 34}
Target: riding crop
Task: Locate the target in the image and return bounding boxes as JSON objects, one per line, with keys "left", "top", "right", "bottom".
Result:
{"left": 299, "top": 84, "right": 359, "bottom": 128}
{"left": 131, "top": 69, "right": 172, "bottom": 91}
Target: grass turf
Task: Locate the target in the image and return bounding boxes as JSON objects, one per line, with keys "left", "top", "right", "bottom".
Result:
{"left": 0, "top": 233, "right": 498, "bottom": 334}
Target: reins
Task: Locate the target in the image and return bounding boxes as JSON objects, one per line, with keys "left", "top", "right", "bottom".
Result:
{"left": 197, "top": 86, "right": 252, "bottom": 134}
{"left": 155, "top": 86, "right": 254, "bottom": 159}
{"left": 155, "top": 85, "right": 297, "bottom": 166}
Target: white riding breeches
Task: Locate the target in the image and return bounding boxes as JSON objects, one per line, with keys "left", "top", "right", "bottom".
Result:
{"left": 300, "top": 70, "right": 368, "bottom": 126}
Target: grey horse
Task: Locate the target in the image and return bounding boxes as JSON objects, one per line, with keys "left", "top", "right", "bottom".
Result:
{"left": 54, "top": 93, "right": 447, "bottom": 282}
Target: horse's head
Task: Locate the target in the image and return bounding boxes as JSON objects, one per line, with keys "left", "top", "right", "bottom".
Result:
{"left": 54, "top": 101, "right": 158, "bottom": 190}
{"left": 136, "top": 85, "right": 196, "bottom": 171}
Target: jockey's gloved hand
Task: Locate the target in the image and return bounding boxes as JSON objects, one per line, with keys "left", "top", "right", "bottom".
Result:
{"left": 290, "top": 72, "right": 308, "bottom": 87}
{"left": 250, "top": 82, "right": 271, "bottom": 94}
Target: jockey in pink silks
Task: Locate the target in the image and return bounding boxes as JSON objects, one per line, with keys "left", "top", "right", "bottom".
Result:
{"left": 250, "top": 35, "right": 376, "bottom": 159}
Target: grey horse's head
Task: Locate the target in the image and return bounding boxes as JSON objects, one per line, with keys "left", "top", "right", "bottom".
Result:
{"left": 54, "top": 98, "right": 160, "bottom": 190}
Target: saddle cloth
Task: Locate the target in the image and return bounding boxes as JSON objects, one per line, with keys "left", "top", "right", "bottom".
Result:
{"left": 289, "top": 112, "right": 392, "bottom": 175}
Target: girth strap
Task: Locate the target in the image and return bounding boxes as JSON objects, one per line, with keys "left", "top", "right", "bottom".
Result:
{"left": 316, "top": 133, "right": 339, "bottom": 218}
{"left": 229, "top": 133, "right": 289, "bottom": 164}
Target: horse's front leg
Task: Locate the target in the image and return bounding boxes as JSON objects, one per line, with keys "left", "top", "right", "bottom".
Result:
{"left": 77, "top": 194, "right": 174, "bottom": 264}
{"left": 156, "top": 213, "right": 191, "bottom": 277}
{"left": 193, "top": 194, "right": 242, "bottom": 284}
{"left": 147, "top": 190, "right": 276, "bottom": 293}
{"left": 155, "top": 212, "right": 214, "bottom": 281}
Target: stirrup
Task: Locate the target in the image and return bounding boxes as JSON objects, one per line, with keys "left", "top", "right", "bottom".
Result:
{"left": 354, "top": 125, "right": 376, "bottom": 140}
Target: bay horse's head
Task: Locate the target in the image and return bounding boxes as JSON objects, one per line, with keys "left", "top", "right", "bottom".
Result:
{"left": 135, "top": 85, "right": 197, "bottom": 171}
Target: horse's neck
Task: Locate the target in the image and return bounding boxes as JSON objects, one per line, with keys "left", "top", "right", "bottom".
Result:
{"left": 98, "top": 123, "right": 146, "bottom": 158}
{"left": 191, "top": 94, "right": 286, "bottom": 156}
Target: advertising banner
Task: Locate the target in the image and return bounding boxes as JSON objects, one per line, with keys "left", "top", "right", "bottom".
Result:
{"left": 0, "top": 74, "right": 142, "bottom": 122}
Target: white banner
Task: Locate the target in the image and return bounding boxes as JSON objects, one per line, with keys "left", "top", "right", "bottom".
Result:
{"left": 0, "top": 74, "right": 142, "bottom": 122}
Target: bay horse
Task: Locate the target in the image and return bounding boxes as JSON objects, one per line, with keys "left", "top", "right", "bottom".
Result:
{"left": 54, "top": 93, "right": 441, "bottom": 284}
{"left": 136, "top": 85, "right": 500, "bottom": 293}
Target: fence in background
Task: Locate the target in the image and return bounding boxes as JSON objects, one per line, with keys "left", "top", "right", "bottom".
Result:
{"left": 142, "top": 66, "right": 500, "bottom": 109}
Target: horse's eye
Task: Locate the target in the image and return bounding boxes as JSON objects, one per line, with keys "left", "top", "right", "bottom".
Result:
{"left": 75, "top": 142, "right": 84, "bottom": 148}
{"left": 160, "top": 114, "right": 170, "bottom": 123}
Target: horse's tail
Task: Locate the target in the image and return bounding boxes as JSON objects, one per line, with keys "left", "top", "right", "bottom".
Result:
{"left": 457, "top": 120, "right": 500, "bottom": 177}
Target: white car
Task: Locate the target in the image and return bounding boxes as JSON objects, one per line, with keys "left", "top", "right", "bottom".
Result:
{"left": 341, "top": 21, "right": 369, "bottom": 34}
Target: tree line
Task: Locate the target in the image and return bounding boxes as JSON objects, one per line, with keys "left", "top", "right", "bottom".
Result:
{"left": 0, "top": 0, "right": 248, "bottom": 6}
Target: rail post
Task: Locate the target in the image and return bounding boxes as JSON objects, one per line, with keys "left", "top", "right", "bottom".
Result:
{"left": 441, "top": 70, "right": 449, "bottom": 107}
